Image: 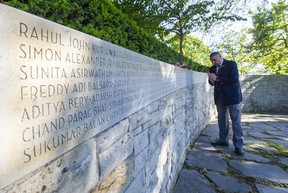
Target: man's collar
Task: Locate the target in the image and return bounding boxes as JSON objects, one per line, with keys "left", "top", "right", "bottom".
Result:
{"left": 219, "top": 59, "right": 224, "bottom": 67}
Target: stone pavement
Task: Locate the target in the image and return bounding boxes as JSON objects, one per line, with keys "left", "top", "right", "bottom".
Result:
{"left": 172, "top": 113, "right": 288, "bottom": 193}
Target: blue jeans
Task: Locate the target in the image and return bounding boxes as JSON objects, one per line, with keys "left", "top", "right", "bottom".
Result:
{"left": 216, "top": 103, "right": 244, "bottom": 149}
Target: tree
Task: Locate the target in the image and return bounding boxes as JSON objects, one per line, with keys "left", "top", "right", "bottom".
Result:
{"left": 161, "top": 1, "right": 215, "bottom": 56}
{"left": 212, "top": 29, "right": 255, "bottom": 74}
{"left": 112, "top": 0, "right": 246, "bottom": 56}
{"left": 248, "top": 0, "right": 288, "bottom": 74}
{"left": 168, "top": 35, "right": 211, "bottom": 66}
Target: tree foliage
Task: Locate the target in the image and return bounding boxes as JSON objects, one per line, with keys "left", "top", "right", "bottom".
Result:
{"left": 213, "top": 29, "right": 254, "bottom": 74}
{"left": 168, "top": 35, "right": 211, "bottom": 67}
{"left": 2, "top": 0, "right": 209, "bottom": 72}
{"left": 112, "top": 0, "right": 246, "bottom": 56}
{"left": 163, "top": 0, "right": 246, "bottom": 56}
{"left": 248, "top": 0, "right": 288, "bottom": 74}
{"left": 111, "top": 0, "right": 168, "bottom": 35}
{"left": 160, "top": 0, "right": 214, "bottom": 56}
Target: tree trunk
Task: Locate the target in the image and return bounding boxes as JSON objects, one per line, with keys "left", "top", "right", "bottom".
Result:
{"left": 179, "top": 33, "right": 185, "bottom": 56}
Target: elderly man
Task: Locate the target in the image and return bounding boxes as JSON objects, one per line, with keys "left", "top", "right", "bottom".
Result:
{"left": 207, "top": 52, "right": 244, "bottom": 156}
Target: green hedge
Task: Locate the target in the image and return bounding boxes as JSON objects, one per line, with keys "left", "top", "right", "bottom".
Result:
{"left": 3, "top": 0, "right": 208, "bottom": 72}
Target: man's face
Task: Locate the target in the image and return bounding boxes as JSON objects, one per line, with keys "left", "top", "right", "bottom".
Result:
{"left": 210, "top": 55, "right": 222, "bottom": 66}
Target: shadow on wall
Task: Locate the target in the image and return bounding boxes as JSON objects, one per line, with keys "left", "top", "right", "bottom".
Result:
{"left": 240, "top": 75, "right": 288, "bottom": 114}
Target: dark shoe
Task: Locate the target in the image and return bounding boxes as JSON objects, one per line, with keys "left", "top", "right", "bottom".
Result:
{"left": 211, "top": 141, "right": 229, "bottom": 147}
{"left": 235, "top": 148, "right": 244, "bottom": 156}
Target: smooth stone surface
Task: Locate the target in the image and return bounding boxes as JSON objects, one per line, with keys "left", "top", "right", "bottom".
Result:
{"left": 244, "top": 136, "right": 266, "bottom": 144}
{"left": 193, "top": 141, "right": 216, "bottom": 151}
{"left": 221, "top": 148, "right": 270, "bottom": 163}
{"left": 249, "top": 143, "right": 278, "bottom": 152}
{"left": 269, "top": 139, "right": 288, "bottom": 148}
{"left": 249, "top": 122, "right": 279, "bottom": 131}
{"left": 266, "top": 130, "right": 288, "bottom": 137}
{"left": 266, "top": 122, "right": 288, "bottom": 130}
{"left": 186, "top": 150, "right": 228, "bottom": 173}
{"left": 205, "top": 171, "right": 252, "bottom": 193}
{"left": 248, "top": 131, "right": 272, "bottom": 139}
{"left": 256, "top": 184, "right": 288, "bottom": 193}
{"left": 229, "top": 160, "right": 288, "bottom": 184}
{"left": 173, "top": 169, "right": 216, "bottom": 193}
{"left": 279, "top": 157, "right": 288, "bottom": 166}
{"left": 201, "top": 123, "right": 219, "bottom": 138}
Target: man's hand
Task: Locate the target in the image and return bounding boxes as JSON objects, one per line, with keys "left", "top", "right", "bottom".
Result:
{"left": 208, "top": 72, "right": 218, "bottom": 82}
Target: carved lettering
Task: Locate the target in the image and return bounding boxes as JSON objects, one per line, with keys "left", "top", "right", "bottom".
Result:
{"left": 68, "top": 36, "right": 90, "bottom": 51}
{"left": 23, "top": 126, "right": 82, "bottom": 163}
{"left": 20, "top": 22, "right": 64, "bottom": 46}
{"left": 20, "top": 84, "right": 69, "bottom": 100}
{"left": 22, "top": 117, "right": 66, "bottom": 142}
{"left": 21, "top": 101, "right": 65, "bottom": 121}
{"left": 20, "top": 65, "right": 67, "bottom": 80}
{"left": 19, "top": 44, "right": 62, "bottom": 61}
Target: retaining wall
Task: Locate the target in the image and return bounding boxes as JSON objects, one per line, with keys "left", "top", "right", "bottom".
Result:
{"left": 241, "top": 75, "right": 288, "bottom": 113}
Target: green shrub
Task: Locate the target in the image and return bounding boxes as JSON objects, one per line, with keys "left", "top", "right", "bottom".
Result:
{"left": 3, "top": 0, "right": 207, "bottom": 72}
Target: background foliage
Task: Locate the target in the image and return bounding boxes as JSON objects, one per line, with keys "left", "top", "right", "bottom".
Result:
{"left": 2, "top": 0, "right": 208, "bottom": 72}
{"left": 112, "top": 0, "right": 245, "bottom": 56}
{"left": 248, "top": 0, "right": 288, "bottom": 74}
{"left": 191, "top": 0, "right": 288, "bottom": 75}
{"left": 2, "top": 0, "right": 287, "bottom": 74}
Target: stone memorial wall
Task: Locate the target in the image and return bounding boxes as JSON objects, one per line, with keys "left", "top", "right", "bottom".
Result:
{"left": 0, "top": 4, "right": 215, "bottom": 192}
{"left": 241, "top": 75, "right": 288, "bottom": 113}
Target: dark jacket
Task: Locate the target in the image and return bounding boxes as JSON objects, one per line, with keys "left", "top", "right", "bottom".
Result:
{"left": 208, "top": 59, "right": 242, "bottom": 105}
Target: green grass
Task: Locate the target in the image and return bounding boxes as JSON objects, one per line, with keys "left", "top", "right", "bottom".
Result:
{"left": 267, "top": 142, "right": 288, "bottom": 157}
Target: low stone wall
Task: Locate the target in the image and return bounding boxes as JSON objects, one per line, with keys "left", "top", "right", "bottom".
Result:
{"left": 241, "top": 75, "right": 288, "bottom": 113}
{"left": 91, "top": 84, "right": 214, "bottom": 193}
{"left": 3, "top": 83, "right": 214, "bottom": 193}
{"left": 0, "top": 4, "right": 215, "bottom": 193}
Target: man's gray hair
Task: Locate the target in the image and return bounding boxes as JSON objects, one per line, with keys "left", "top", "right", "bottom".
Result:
{"left": 210, "top": 52, "right": 221, "bottom": 58}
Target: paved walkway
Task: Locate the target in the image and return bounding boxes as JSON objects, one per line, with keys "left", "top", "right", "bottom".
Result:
{"left": 172, "top": 113, "right": 288, "bottom": 193}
